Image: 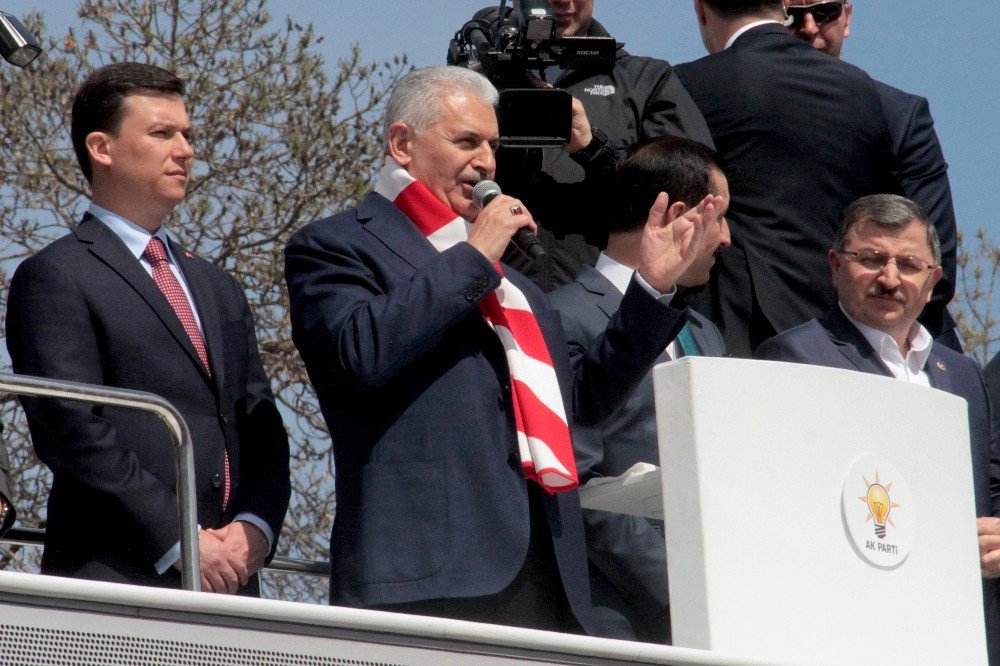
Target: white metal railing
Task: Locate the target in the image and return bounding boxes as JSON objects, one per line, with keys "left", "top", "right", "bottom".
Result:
{"left": 0, "top": 372, "right": 201, "bottom": 590}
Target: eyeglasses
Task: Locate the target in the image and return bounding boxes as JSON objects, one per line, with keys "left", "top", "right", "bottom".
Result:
{"left": 786, "top": 1, "right": 846, "bottom": 27}
{"left": 836, "top": 250, "right": 937, "bottom": 276}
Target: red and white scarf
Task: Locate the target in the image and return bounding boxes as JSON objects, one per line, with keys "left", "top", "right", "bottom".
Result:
{"left": 374, "top": 158, "right": 578, "bottom": 492}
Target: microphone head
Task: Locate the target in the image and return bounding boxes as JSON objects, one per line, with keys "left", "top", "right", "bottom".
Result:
{"left": 472, "top": 179, "right": 502, "bottom": 209}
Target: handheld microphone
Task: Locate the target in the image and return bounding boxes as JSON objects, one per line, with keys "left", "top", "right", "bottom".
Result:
{"left": 472, "top": 180, "right": 547, "bottom": 260}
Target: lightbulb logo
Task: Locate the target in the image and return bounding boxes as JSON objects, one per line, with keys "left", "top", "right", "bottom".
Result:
{"left": 843, "top": 454, "right": 913, "bottom": 568}
{"left": 858, "top": 471, "right": 901, "bottom": 539}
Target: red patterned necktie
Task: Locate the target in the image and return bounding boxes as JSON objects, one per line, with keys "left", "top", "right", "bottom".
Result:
{"left": 142, "top": 236, "right": 230, "bottom": 510}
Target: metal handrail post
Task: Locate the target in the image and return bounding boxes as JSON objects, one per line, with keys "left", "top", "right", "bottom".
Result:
{"left": 0, "top": 372, "right": 200, "bottom": 591}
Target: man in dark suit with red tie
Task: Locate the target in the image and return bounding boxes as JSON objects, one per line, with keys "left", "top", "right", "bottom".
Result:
{"left": 5, "top": 62, "right": 290, "bottom": 594}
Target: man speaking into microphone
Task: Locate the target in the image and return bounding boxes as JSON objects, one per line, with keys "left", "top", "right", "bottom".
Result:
{"left": 285, "top": 65, "right": 720, "bottom": 633}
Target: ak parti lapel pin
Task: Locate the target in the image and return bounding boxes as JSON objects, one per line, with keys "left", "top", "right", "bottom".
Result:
{"left": 936, "top": 361, "right": 946, "bottom": 371}
{"left": 184, "top": 251, "right": 195, "bottom": 259}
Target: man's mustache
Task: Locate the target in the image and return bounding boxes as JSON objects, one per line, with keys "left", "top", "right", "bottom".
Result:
{"left": 866, "top": 284, "right": 905, "bottom": 302}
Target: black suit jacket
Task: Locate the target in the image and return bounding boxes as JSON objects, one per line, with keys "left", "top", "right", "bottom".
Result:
{"left": 876, "top": 80, "right": 958, "bottom": 341}
{"left": 757, "top": 307, "right": 1000, "bottom": 663}
{"left": 285, "top": 193, "right": 688, "bottom": 633}
{"left": 550, "top": 265, "right": 726, "bottom": 642}
{"left": 674, "top": 24, "right": 898, "bottom": 355}
{"left": 5, "top": 214, "right": 290, "bottom": 589}
{"left": 0, "top": 430, "right": 15, "bottom": 537}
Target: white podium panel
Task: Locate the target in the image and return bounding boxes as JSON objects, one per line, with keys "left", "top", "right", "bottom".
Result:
{"left": 654, "top": 357, "right": 987, "bottom": 666}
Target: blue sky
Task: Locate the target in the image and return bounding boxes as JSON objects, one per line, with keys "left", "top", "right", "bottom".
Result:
{"left": 18, "top": 1, "right": 1000, "bottom": 244}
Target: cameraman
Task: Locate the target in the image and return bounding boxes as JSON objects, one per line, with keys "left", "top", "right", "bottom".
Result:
{"left": 462, "top": 1, "right": 714, "bottom": 291}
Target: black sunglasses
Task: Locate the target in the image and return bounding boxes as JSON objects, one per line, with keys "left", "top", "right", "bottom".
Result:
{"left": 786, "top": 1, "right": 846, "bottom": 27}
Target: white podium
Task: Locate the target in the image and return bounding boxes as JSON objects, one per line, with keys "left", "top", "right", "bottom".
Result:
{"left": 646, "top": 357, "right": 987, "bottom": 665}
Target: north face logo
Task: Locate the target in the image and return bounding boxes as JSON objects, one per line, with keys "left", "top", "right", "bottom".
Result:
{"left": 583, "top": 84, "right": 615, "bottom": 97}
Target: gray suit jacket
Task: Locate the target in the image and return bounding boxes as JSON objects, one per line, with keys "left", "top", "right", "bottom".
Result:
{"left": 549, "top": 265, "right": 726, "bottom": 642}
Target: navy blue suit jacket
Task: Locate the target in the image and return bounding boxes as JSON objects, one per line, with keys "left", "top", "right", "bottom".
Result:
{"left": 756, "top": 307, "right": 1000, "bottom": 663}
{"left": 285, "top": 193, "right": 688, "bottom": 632}
{"left": 5, "top": 214, "right": 290, "bottom": 589}
{"left": 550, "top": 265, "right": 726, "bottom": 642}
{"left": 674, "top": 24, "right": 898, "bottom": 355}
{"left": 876, "top": 80, "right": 958, "bottom": 341}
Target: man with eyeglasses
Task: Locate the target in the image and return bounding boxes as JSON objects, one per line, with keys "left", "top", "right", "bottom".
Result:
{"left": 783, "top": 0, "right": 961, "bottom": 352}
{"left": 756, "top": 193, "right": 1000, "bottom": 664}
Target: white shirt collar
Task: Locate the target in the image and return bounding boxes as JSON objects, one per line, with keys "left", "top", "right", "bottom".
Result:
{"left": 88, "top": 202, "right": 174, "bottom": 263}
{"left": 839, "top": 303, "right": 934, "bottom": 384}
{"left": 725, "top": 19, "right": 782, "bottom": 50}
{"left": 594, "top": 252, "right": 636, "bottom": 296}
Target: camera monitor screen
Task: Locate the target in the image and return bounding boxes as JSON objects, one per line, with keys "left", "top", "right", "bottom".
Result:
{"left": 498, "top": 88, "right": 572, "bottom": 149}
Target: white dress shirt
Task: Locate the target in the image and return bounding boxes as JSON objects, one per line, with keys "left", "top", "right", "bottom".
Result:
{"left": 840, "top": 303, "right": 934, "bottom": 388}
{"left": 725, "top": 19, "right": 782, "bottom": 50}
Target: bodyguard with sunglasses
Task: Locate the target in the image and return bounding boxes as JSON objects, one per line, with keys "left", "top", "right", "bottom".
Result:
{"left": 784, "top": 0, "right": 852, "bottom": 55}
{"left": 784, "top": 0, "right": 962, "bottom": 352}
{"left": 673, "top": 0, "right": 899, "bottom": 357}
{"left": 757, "top": 194, "right": 1000, "bottom": 665}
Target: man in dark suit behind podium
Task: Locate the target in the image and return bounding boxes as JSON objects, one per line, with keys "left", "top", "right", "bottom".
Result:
{"left": 756, "top": 194, "right": 1000, "bottom": 663}
{"left": 5, "top": 62, "right": 290, "bottom": 594}
{"left": 673, "top": 0, "right": 898, "bottom": 356}
{"left": 782, "top": 0, "right": 961, "bottom": 350}
{"left": 549, "top": 136, "right": 729, "bottom": 643}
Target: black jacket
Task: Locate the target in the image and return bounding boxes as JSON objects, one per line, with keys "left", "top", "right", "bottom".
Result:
{"left": 674, "top": 24, "right": 898, "bottom": 355}
{"left": 0, "top": 429, "right": 15, "bottom": 537}
{"left": 496, "top": 18, "right": 714, "bottom": 292}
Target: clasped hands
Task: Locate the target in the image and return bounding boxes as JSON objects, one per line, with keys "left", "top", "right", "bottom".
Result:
{"left": 173, "top": 520, "right": 269, "bottom": 594}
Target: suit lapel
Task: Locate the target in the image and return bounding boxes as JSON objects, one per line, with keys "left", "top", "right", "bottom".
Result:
{"left": 821, "top": 308, "right": 894, "bottom": 378}
{"left": 357, "top": 192, "right": 440, "bottom": 272}
{"left": 576, "top": 265, "right": 624, "bottom": 322}
{"left": 577, "top": 265, "right": 671, "bottom": 364}
{"left": 75, "top": 215, "right": 214, "bottom": 385}
{"left": 925, "top": 347, "right": 953, "bottom": 394}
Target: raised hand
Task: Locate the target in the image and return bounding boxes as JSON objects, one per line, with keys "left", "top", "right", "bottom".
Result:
{"left": 637, "top": 192, "right": 722, "bottom": 294}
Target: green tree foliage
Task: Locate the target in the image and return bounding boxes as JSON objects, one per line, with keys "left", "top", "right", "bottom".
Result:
{"left": 0, "top": 0, "right": 407, "bottom": 603}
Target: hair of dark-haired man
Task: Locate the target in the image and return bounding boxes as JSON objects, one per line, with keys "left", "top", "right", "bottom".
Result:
{"left": 700, "top": 0, "right": 785, "bottom": 19}
{"left": 835, "top": 193, "right": 941, "bottom": 265}
{"left": 71, "top": 62, "right": 185, "bottom": 183}
{"left": 611, "top": 136, "right": 719, "bottom": 235}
